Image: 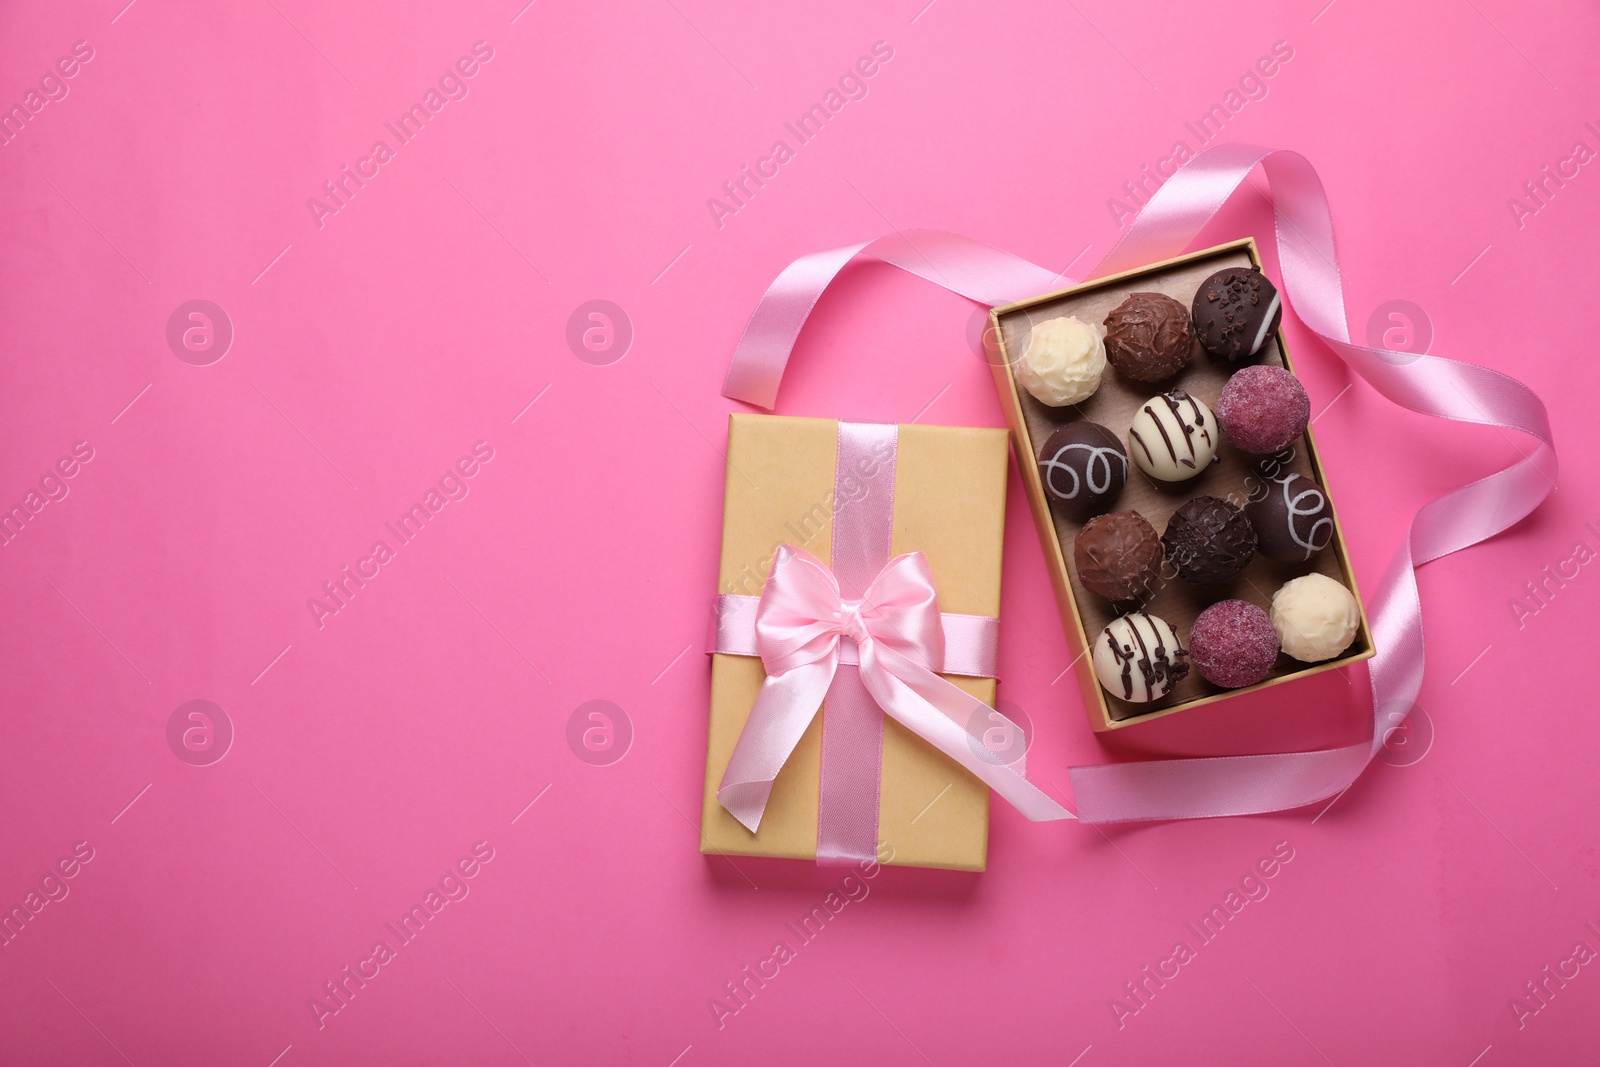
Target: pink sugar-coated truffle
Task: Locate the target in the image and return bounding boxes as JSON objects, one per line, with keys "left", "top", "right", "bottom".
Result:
{"left": 1189, "top": 599, "right": 1280, "bottom": 689}
{"left": 1216, "top": 365, "right": 1310, "bottom": 454}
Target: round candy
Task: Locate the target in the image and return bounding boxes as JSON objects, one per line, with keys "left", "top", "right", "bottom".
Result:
{"left": 1189, "top": 600, "right": 1279, "bottom": 689}
{"left": 1016, "top": 316, "right": 1106, "bottom": 407}
{"left": 1270, "top": 573, "right": 1360, "bottom": 662}
{"left": 1192, "top": 266, "right": 1283, "bottom": 362}
{"left": 1247, "top": 472, "right": 1334, "bottom": 562}
{"left": 1162, "top": 496, "right": 1257, "bottom": 585}
{"left": 1038, "top": 422, "right": 1128, "bottom": 520}
{"left": 1092, "top": 612, "right": 1189, "bottom": 703}
{"left": 1074, "top": 510, "right": 1162, "bottom": 602}
{"left": 1127, "top": 390, "right": 1217, "bottom": 482}
{"left": 1216, "top": 365, "right": 1310, "bottom": 454}
{"left": 1103, "top": 292, "right": 1196, "bottom": 383}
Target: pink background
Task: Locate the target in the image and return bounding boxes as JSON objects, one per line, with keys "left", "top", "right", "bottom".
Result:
{"left": 1, "top": 0, "right": 1596, "bottom": 1063}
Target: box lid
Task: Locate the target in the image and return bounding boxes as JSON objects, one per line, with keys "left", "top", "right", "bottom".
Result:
{"left": 700, "top": 414, "right": 1009, "bottom": 871}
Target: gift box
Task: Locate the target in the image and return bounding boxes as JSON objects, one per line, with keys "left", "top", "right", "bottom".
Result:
{"left": 988, "top": 238, "right": 1375, "bottom": 731}
{"left": 700, "top": 414, "right": 1011, "bottom": 871}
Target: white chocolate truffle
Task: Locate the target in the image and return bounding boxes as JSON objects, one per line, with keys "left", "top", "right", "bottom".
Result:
{"left": 1016, "top": 316, "right": 1106, "bottom": 407}
{"left": 1092, "top": 612, "right": 1189, "bottom": 703}
{"left": 1270, "top": 573, "right": 1360, "bottom": 662}
{"left": 1127, "top": 390, "right": 1218, "bottom": 482}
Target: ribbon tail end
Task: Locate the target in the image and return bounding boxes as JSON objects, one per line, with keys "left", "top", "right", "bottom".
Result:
{"left": 716, "top": 780, "right": 774, "bottom": 835}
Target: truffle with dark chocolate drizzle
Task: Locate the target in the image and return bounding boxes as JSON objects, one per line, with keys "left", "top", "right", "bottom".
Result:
{"left": 1127, "top": 389, "right": 1218, "bottom": 483}
{"left": 1092, "top": 612, "right": 1189, "bottom": 703}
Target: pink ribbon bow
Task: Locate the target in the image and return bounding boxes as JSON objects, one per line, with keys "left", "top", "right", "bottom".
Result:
{"left": 717, "top": 544, "right": 1073, "bottom": 838}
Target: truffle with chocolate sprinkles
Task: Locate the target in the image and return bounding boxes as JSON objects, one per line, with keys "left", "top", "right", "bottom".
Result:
{"left": 1192, "top": 265, "right": 1283, "bottom": 363}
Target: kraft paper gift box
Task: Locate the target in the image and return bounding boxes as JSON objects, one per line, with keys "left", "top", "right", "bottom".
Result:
{"left": 987, "top": 238, "right": 1375, "bottom": 732}
{"left": 700, "top": 414, "right": 1008, "bottom": 872}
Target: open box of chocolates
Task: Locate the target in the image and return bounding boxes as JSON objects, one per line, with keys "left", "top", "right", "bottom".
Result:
{"left": 988, "top": 238, "right": 1374, "bottom": 731}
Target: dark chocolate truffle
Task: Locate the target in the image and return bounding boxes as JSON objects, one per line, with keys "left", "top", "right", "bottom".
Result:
{"left": 1192, "top": 266, "right": 1283, "bottom": 362}
{"left": 1162, "top": 496, "right": 1257, "bottom": 585}
{"left": 1074, "top": 510, "right": 1163, "bottom": 602}
{"left": 1039, "top": 422, "right": 1128, "bottom": 520}
{"left": 1247, "top": 473, "right": 1334, "bottom": 562}
{"left": 1216, "top": 365, "right": 1310, "bottom": 454}
{"left": 1103, "top": 292, "right": 1196, "bottom": 383}
{"left": 1189, "top": 600, "right": 1279, "bottom": 688}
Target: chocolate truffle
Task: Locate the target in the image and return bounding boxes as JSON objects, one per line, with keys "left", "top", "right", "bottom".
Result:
{"left": 1247, "top": 472, "right": 1334, "bottom": 562}
{"left": 1216, "top": 365, "right": 1310, "bottom": 454}
{"left": 1127, "top": 390, "right": 1217, "bottom": 482}
{"left": 1192, "top": 265, "right": 1283, "bottom": 362}
{"left": 1162, "top": 496, "right": 1257, "bottom": 585}
{"left": 1074, "top": 510, "right": 1162, "bottom": 602}
{"left": 1189, "top": 600, "right": 1279, "bottom": 689}
{"left": 1039, "top": 422, "right": 1128, "bottom": 520}
{"left": 1103, "top": 292, "right": 1196, "bottom": 382}
{"left": 1092, "top": 612, "right": 1189, "bottom": 703}
{"left": 1271, "top": 573, "right": 1360, "bottom": 662}
{"left": 1016, "top": 315, "right": 1106, "bottom": 407}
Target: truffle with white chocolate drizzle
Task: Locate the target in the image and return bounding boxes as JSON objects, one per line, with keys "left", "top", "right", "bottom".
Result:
{"left": 1247, "top": 472, "right": 1333, "bottom": 562}
{"left": 1127, "top": 389, "right": 1218, "bottom": 482}
{"left": 1092, "top": 612, "right": 1189, "bottom": 703}
{"left": 1038, "top": 422, "right": 1127, "bottom": 520}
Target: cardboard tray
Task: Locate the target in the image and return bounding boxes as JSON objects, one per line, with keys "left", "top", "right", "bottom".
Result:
{"left": 988, "top": 238, "right": 1374, "bottom": 732}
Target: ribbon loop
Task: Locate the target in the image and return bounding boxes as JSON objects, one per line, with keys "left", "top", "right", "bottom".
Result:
{"left": 722, "top": 231, "right": 1066, "bottom": 409}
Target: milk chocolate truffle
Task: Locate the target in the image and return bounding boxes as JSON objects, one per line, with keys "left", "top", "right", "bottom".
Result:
{"left": 1247, "top": 473, "right": 1334, "bottom": 562}
{"left": 1092, "top": 612, "right": 1189, "bottom": 703}
{"left": 1162, "top": 496, "right": 1257, "bottom": 585}
{"left": 1271, "top": 573, "right": 1360, "bottom": 662}
{"left": 1039, "top": 422, "right": 1128, "bottom": 520}
{"left": 1216, "top": 365, "right": 1310, "bottom": 454}
{"left": 1103, "top": 292, "right": 1196, "bottom": 382}
{"left": 1189, "top": 600, "right": 1279, "bottom": 689}
{"left": 1127, "top": 390, "right": 1217, "bottom": 482}
{"left": 1016, "top": 315, "right": 1107, "bottom": 407}
{"left": 1074, "top": 510, "right": 1162, "bottom": 602}
{"left": 1192, "top": 265, "right": 1283, "bottom": 362}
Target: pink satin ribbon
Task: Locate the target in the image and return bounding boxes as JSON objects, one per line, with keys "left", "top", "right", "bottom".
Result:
{"left": 714, "top": 543, "right": 1074, "bottom": 851}
{"left": 720, "top": 144, "right": 1556, "bottom": 824}
{"left": 723, "top": 233, "right": 1066, "bottom": 410}
{"left": 712, "top": 595, "right": 1001, "bottom": 678}
{"left": 817, "top": 420, "right": 898, "bottom": 863}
